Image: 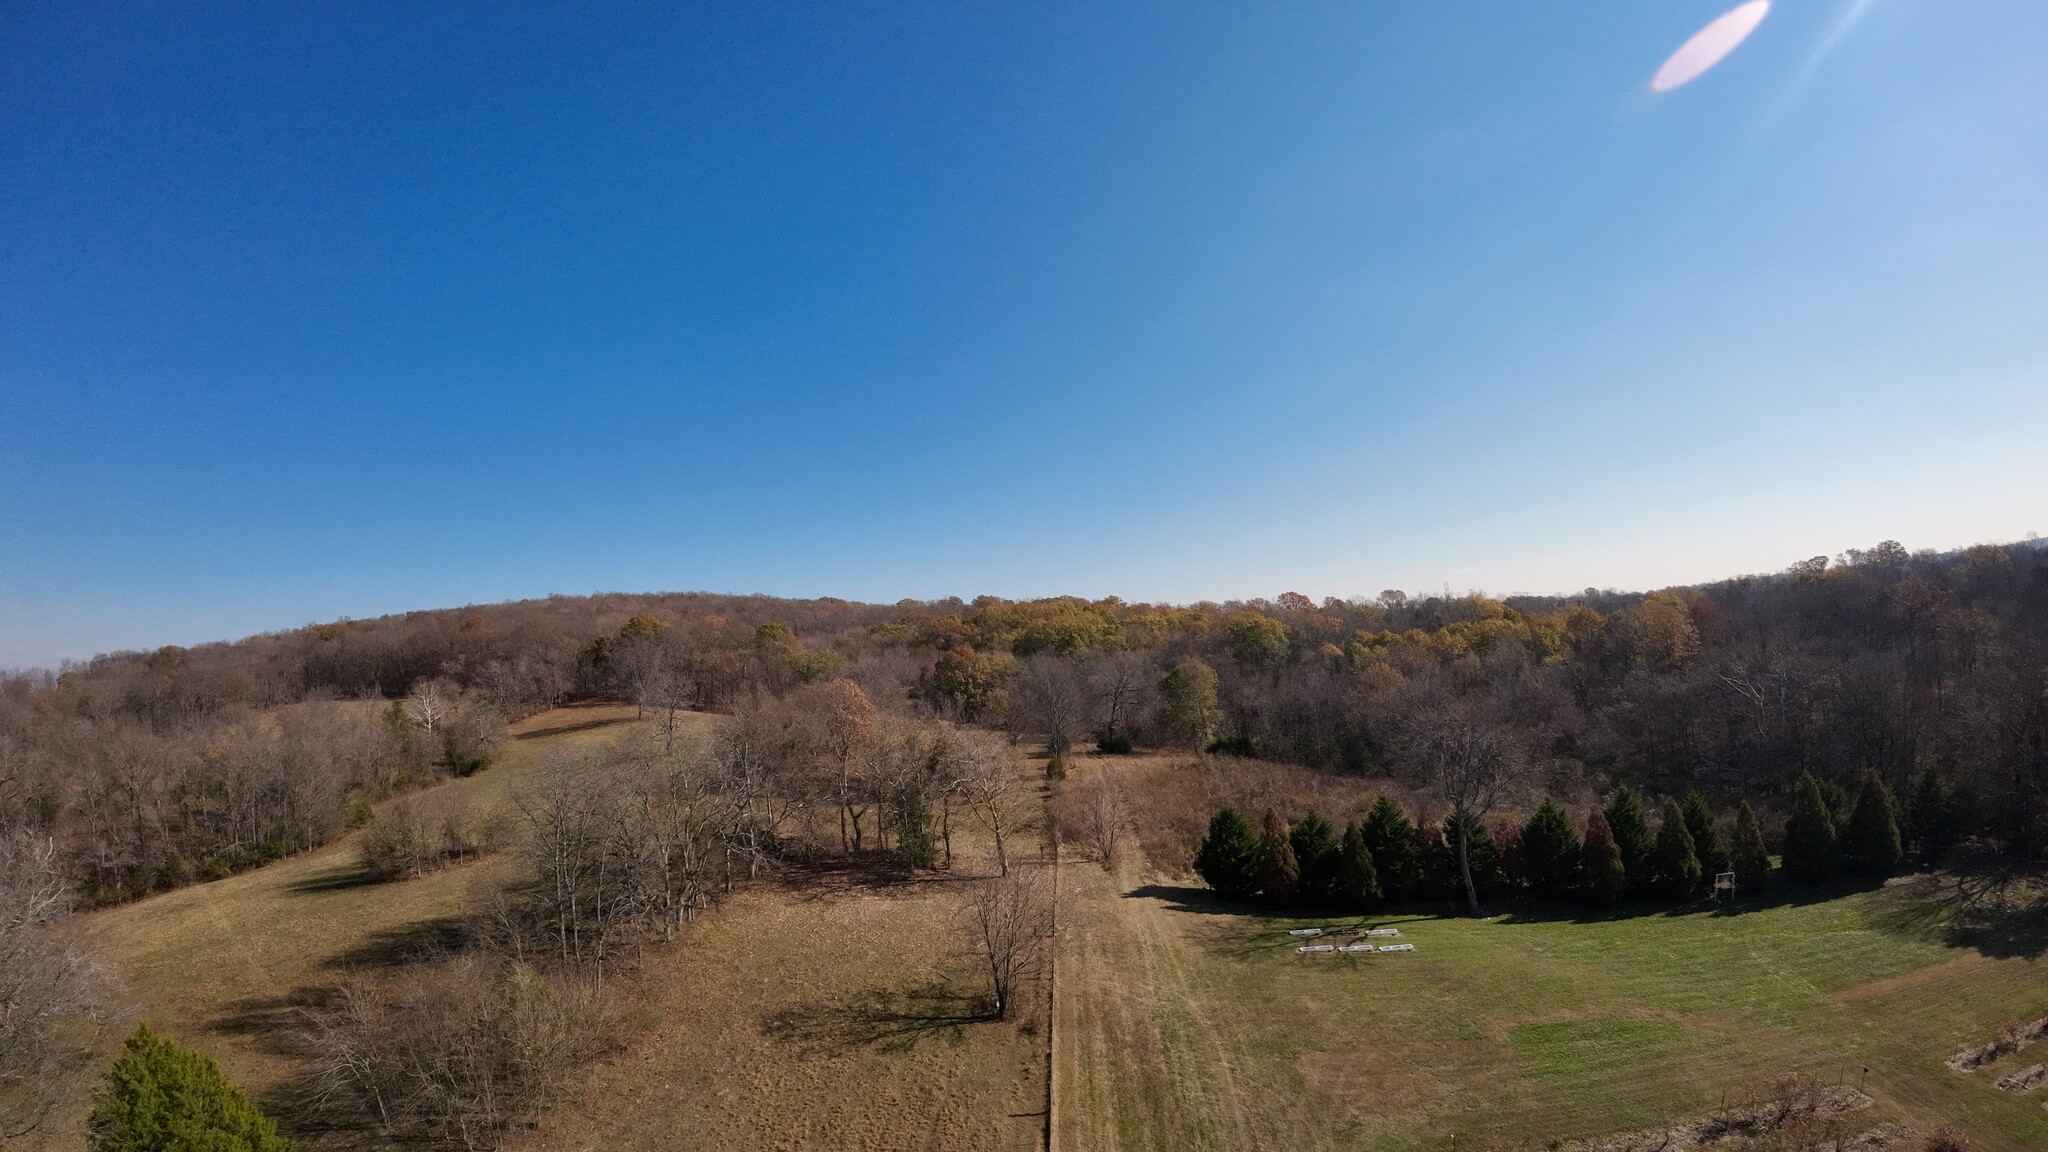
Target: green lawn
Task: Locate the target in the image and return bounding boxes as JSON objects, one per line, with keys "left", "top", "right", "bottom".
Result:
{"left": 1060, "top": 866, "right": 2048, "bottom": 1151}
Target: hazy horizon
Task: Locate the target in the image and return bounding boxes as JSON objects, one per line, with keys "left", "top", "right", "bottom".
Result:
{"left": 7, "top": 2, "right": 2047, "bottom": 669}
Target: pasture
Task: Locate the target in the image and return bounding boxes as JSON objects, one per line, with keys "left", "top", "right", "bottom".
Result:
{"left": 34, "top": 703, "right": 1046, "bottom": 1152}
{"left": 1056, "top": 807, "right": 2048, "bottom": 1150}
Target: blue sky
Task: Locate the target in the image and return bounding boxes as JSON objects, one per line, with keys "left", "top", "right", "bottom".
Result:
{"left": 3, "top": 1, "right": 2046, "bottom": 668}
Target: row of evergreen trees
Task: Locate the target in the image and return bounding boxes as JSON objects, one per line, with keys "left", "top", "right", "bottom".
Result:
{"left": 1195, "top": 766, "right": 1938, "bottom": 910}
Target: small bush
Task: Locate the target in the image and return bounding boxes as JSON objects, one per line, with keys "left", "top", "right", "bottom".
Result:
{"left": 1093, "top": 728, "right": 1134, "bottom": 755}
{"left": 1044, "top": 755, "right": 1066, "bottom": 780}
{"left": 90, "top": 1023, "right": 292, "bottom": 1152}
{"left": 358, "top": 794, "right": 508, "bottom": 882}
{"left": 1206, "top": 733, "right": 1257, "bottom": 758}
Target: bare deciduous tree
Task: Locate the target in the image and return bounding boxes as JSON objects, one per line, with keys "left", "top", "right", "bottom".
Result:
{"left": 404, "top": 677, "right": 459, "bottom": 736}
{"left": 953, "top": 728, "right": 1025, "bottom": 875}
{"left": 961, "top": 863, "right": 1055, "bottom": 1020}
{"left": 1403, "top": 704, "right": 1524, "bottom": 918}
{"left": 1, "top": 832, "right": 115, "bottom": 1139}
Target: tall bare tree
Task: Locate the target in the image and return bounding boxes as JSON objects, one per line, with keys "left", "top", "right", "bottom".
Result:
{"left": 1403, "top": 704, "right": 1524, "bottom": 917}
{"left": 961, "top": 864, "right": 1054, "bottom": 1020}
{"left": 1, "top": 832, "right": 115, "bottom": 1138}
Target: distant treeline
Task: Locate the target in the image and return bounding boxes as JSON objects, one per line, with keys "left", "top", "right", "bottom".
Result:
{"left": 5, "top": 538, "right": 2048, "bottom": 901}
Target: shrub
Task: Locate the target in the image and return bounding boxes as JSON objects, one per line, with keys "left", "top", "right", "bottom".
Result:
{"left": 305, "top": 957, "right": 613, "bottom": 1149}
{"left": 1044, "top": 754, "right": 1067, "bottom": 780}
{"left": 90, "top": 1023, "right": 292, "bottom": 1152}
{"left": 1092, "top": 728, "right": 1134, "bottom": 755}
{"left": 1193, "top": 806, "right": 1260, "bottom": 899}
{"left": 1206, "top": 733, "right": 1258, "bottom": 758}
{"left": 358, "top": 794, "right": 508, "bottom": 882}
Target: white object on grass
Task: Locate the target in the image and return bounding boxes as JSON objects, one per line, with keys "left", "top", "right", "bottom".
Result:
{"left": 1366, "top": 928, "right": 1400, "bottom": 937}
{"left": 1298, "top": 944, "right": 1336, "bottom": 954}
{"left": 1288, "top": 928, "right": 1323, "bottom": 937}
{"left": 1377, "top": 943, "right": 1415, "bottom": 953}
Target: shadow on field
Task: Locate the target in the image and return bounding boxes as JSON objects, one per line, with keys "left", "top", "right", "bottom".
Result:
{"left": 209, "top": 986, "right": 337, "bottom": 1055}
{"left": 513, "top": 714, "right": 637, "bottom": 741}
{"left": 773, "top": 853, "right": 982, "bottom": 903}
{"left": 286, "top": 862, "right": 383, "bottom": 894}
{"left": 1861, "top": 867, "right": 2048, "bottom": 960}
{"left": 323, "top": 916, "right": 471, "bottom": 968}
{"left": 761, "top": 979, "right": 986, "bottom": 1055}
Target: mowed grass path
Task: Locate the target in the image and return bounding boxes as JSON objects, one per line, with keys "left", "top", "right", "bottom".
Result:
{"left": 1059, "top": 860, "right": 2048, "bottom": 1151}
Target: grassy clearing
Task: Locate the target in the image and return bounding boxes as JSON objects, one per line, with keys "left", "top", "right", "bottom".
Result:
{"left": 37, "top": 703, "right": 1051, "bottom": 1152}
{"left": 24, "top": 705, "right": 660, "bottom": 1150}
{"left": 1056, "top": 776, "right": 2048, "bottom": 1150}
{"left": 512, "top": 863, "right": 1048, "bottom": 1152}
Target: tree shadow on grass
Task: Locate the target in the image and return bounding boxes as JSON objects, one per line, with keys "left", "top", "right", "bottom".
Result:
{"left": 1124, "top": 884, "right": 1449, "bottom": 960}
{"left": 512, "top": 714, "right": 636, "bottom": 741}
{"left": 285, "top": 861, "right": 384, "bottom": 895}
{"left": 773, "top": 853, "right": 983, "bottom": 904}
{"left": 1861, "top": 867, "right": 2048, "bottom": 960}
{"left": 760, "top": 979, "right": 988, "bottom": 1056}
{"left": 322, "top": 916, "right": 471, "bottom": 969}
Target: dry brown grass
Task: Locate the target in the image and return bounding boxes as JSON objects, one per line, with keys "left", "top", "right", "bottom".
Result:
{"left": 32, "top": 703, "right": 1053, "bottom": 1152}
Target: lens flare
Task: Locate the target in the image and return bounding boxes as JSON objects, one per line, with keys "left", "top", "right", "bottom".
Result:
{"left": 1652, "top": 1, "right": 1771, "bottom": 92}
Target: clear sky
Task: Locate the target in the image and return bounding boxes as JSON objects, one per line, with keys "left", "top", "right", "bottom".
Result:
{"left": 4, "top": 1, "right": 2046, "bottom": 668}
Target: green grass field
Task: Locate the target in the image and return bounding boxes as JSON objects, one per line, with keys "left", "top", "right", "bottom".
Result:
{"left": 1057, "top": 856, "right": 2048, "bottom": 1151}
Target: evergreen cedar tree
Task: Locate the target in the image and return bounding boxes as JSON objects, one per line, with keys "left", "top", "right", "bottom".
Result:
{"left": 1730, "top": 801, "right": 1773, "bottom": 891}
{"left": 1253, "top": 809, "right": 1301, "bottom": 906}
{"left": 1602, "top": 784, "right": 1653, "bottom": 895}
{"left": 1519, "top": 800, "right": 1581, "bottom": 896}
{"left": 1193, "top": 806, "right": 1260, "bottom": 899}
{"left": 1332, "top": 821, "right": 1381, "bottom": 909}
{"left": 90, "top": 1023, "right": 293, "bottom": 1152}
{"left": 1781, "top": 770, "right": 1842, "bottom": 883}
{"left": 1843, "top": 770, "right": 1904, "bottom": 878}
{"left": 1287, "top": 809, "right": 1340, "bottom": 906}
{"left": 1907, "top": 764, "right": 1962, "bottom": 864}
{"left": 1679, "top": 790, "right": 1730, "bottom": 878}
{"left": 1652, "top": 798, "right": 1703, "bottom": 899}
{"left": 1582, "top": 808, "right": 1626, "bottom": 902}
{"left": 1361, "top": 795, "right": 1422, "bottom": 901}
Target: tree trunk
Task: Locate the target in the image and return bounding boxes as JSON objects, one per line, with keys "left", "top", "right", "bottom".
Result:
{"left": 1456, "top": 812, "right": 1482, "bottom": 918}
